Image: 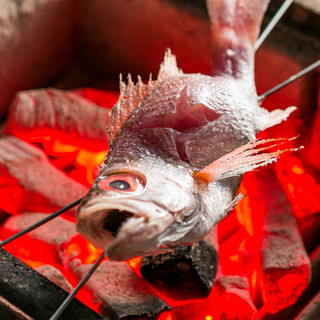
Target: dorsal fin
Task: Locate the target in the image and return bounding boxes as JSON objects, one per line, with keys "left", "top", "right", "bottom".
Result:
{"left": 106, "top": 49, "right": 183, "bottom": 144}
{"left": 106, "top": 74, "right": 156, "bottom": 143}
{"left": 157, "top": 48, "right": 183, "bottom": 82}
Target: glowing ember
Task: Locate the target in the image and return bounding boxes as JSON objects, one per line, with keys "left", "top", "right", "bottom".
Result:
{"left": 276, "top": 155, "right": 320, "bottom": 218}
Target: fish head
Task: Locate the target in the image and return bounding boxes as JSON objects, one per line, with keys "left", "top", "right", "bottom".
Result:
{"left": 76, "top": 161, "right": 199, "bottom": 260}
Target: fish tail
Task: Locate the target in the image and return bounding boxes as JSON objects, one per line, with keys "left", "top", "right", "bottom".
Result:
{"left": 206, "top": 0, "right": 269, "bottom": 79}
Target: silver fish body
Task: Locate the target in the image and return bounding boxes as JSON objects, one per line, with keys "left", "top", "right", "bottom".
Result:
{"left": 77, "top": 0, "right": 295, "bottom": 260}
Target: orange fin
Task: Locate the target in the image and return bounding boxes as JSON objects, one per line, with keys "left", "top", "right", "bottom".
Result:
{"left": 193, "top": 137, "right": 300, "bottom": 183}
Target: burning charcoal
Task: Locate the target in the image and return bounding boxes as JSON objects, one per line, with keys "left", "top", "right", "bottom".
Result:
{"left": 0, "top": 136, "right": 87, "bottom": 214}
{"left": 69, "top": 258, "right": 171, "bottom": 320}
{"left": 139, "top": 234, "right": 218, "bottom": 303}
{"left": 242, "top": 168, "right": 311, "bottom": 313}
{"left": 210, "top": 275, "right": 258, "bottom": 319}
{"left": 35, "top": 264, "right": 73, "bottom": 293}
{"left": 218, "top": 229, "right": 258, "bottom": 299}
{"left": 5, "top": 89, "right": 110, "bottom": 151}
{"left": 295, "top": 291, "right": 320, "bottom": 320}
{"left": 259, "top": 244, "right": 320, "bottom": 320}
{"left": 0, "top": 248, "right": 103, "bottom": 320}
{"left": 275, "top": 155, "right": 320, "bottom": 218}
{"left": 1, "top": 212, "right": 78, "bottom": 268}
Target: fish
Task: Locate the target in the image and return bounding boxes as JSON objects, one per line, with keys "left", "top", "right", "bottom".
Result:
{"left": 76, "top": 0, "right": 296, "bottom": 261}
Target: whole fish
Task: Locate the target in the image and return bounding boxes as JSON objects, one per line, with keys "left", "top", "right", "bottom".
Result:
{"left": 77, "top": 0, "right": 295, "bottom": 260}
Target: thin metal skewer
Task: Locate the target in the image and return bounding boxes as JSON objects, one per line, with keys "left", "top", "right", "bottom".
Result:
{"left": 49, "top": 252, "right": 105, "bottom": 320}
{"left": 0, "top": 197, "right": 83, "bottom": 248}
{"left": 258, "top": 58, "right": 320, "bottom": 101}
{"left": 255, "top": 0, "right": 293, "bottom": 50}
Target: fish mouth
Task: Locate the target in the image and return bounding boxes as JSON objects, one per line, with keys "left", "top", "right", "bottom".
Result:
{"left": 76, "top": 197, "right": 175, "bottom": 260}
{"left": 102, "top": 209, "right": 134, "bottom": 237}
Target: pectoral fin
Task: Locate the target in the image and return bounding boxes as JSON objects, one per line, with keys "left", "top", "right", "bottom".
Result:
{"left": 193, "top": 137, "right": 299, "bottom": 184}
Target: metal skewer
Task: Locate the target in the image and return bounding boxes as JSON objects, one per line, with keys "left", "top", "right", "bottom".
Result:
{"left": 255, "top": 0, "right": 293, "bottom": 50}
{"left": 258, "top": 59, "right": 320, "bottom": 100}
{"left": 0, "top": 197, "right": 83, "bottom": 248}
{"left": 49, "top": 252, "right": 105, "bottom": 320}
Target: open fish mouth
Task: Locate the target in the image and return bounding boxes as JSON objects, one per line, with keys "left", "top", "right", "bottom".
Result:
{"left": 76, "top": 197, "right": 175, "bottom": 260}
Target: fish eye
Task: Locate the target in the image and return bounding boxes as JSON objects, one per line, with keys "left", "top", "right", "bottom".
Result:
{"left": 109, "top": 180, "right": 131, "bottom": 190}
{"left": 97, "top": 172, "right": 145, "bottom": 194}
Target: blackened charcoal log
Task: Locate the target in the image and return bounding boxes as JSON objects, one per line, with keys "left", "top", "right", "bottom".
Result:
{"left": 69, "top": 258, "right": 171, "bottom": 320}
{"left": 0, "top": 136, "right": 87, "bottom": 214}
{"left": 5, "top": 89, "right": 110, "bottom": 151}
{"left": 35, "top": 264, "right": 73, "bottom": 293}
{"left": 242, "top": 168, "right": 311, "bottom": 313}
{"left": 140, "top": 236, "right": 218, "bottom": 302}
{"left": 295, "top": 291, "right": 320, "bottom": 320}
{"left": 0, "top": 248, "right": 103, "bottom": 320}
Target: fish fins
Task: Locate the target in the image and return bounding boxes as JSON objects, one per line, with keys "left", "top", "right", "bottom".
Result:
{"left": 193, "top": 137, "right": 299, "bottom": 183}
{"left": 157, "top": 48, "right": 183, "bottom": 82}
{"left": 225, "top": 193, "right": 245, "bottom": 214}
{"left": 259, "top": 106, "right": 297, "bottom": 131}
{"left": 106, "top": 49, "right": 183, "bottom": 144}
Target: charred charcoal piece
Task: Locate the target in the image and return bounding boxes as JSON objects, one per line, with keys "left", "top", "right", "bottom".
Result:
{"left": 35, "top": 264, "right": 73, "bottom": 293}
{"left": 5, "top": 89, "right": 110, "bottom": 151}
{"left": 242, "top": 168, "right": 311, "bottom": 313}
{"left": 0, "top": 136, "right": 87, "bottom": 214}
{"left": 295, "top": 291, "right": 320, "bottom": 320}
{"left": 0, "top": 248, "right": 102, "bottom": 320}
{"left": 140, "top": 238, "right": 218, "bottom": 302}
{"left": 69, "top": 258, "right": 170, "bottom": 320}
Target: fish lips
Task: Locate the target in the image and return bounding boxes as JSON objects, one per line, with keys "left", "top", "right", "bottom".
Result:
{"left": 77, "top": 197, "right": 175, "bottom": 260}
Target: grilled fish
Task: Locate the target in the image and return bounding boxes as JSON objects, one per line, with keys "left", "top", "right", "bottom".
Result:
{"left": 77, "top": 0, "right": 295, "bottom": 260}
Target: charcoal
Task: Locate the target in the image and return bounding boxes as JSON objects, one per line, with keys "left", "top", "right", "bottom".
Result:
{"left": 0, "top": 248, "right": 103, "bottom": 320}
{"left": 260, "top": 244, "right": 320, "bottom": 320}
{"left": 295, "top": 291, "right": 320, "bottom": 320}
{"left": 0, "top": 136, "right": 87, "bottom": 214}
{"left": 0, "top": 295, "right": 32, "bottom": 320}
{"left": 140, "top": 238, "right": 218, "bottom": 302}
{"left": 5, "top": 89, "right": 110, "bottom": 151}
{"left": 69, "top": 258, "right": 171, "bottom": 319}
{"left": 35, "top": 264, "right": 73, "bottom": 293}
{"left": 242, "top": 168, "right": 311, "bottom": 313}
{"left": 211, "top": 275, "right": 257, "bottom": 319}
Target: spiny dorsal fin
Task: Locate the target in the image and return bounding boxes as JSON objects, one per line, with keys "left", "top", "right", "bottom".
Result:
{"left": 157, "top": 48, "right": 183, "bottom": 82}
{"left": 106, "top": 49, "right": 183, "bottom": 144}
{"left": 106, "top": 74, "right": 156, "bottom": 143}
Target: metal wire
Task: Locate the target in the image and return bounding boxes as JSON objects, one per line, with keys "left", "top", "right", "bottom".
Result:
{"left": 255, "top": 0, "right": 293, "bottom": 50}
{"left": 0, "top": 197, "right": 83, "bottom": 248}
{"left": 258, "top": 59, "right": 320, "bottom": 100}
{"left": 49, "top": 252, "right": 105, "bottom": 320}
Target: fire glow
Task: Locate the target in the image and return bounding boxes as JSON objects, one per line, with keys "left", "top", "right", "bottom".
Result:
{"left": 0, "top": 87, "right": 319, "bottom": 319}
